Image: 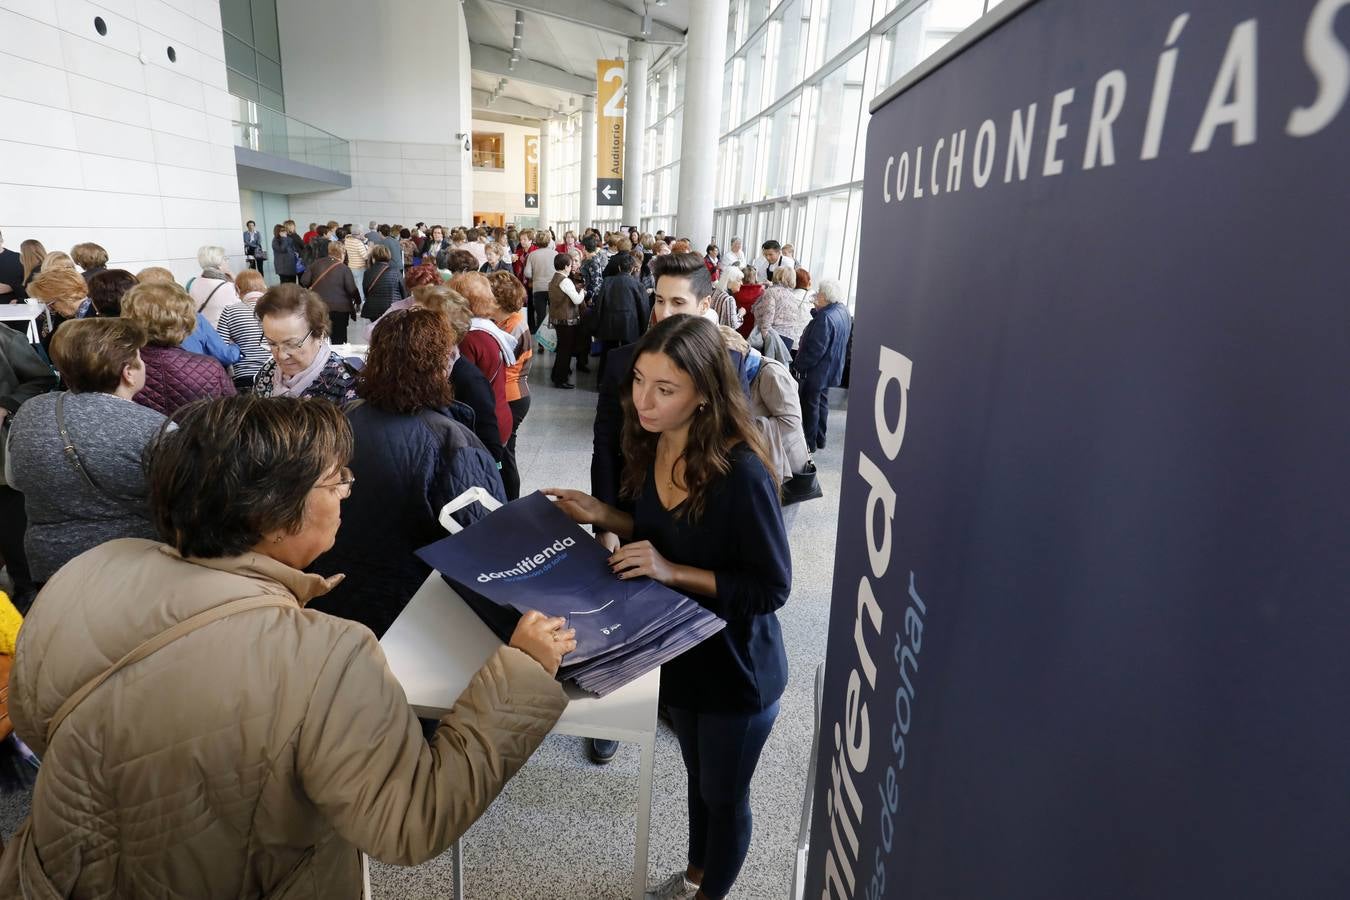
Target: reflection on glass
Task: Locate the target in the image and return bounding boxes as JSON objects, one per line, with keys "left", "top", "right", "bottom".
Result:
{"left": 231, "top": 95, "right": 350, "bottom": 175}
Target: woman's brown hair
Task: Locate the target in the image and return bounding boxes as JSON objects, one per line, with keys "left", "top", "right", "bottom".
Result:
{"left": 145, "top": 396, "right": 352, "bottom": 558}
{"left": 49, "top": 318, "right": 147, "bottom": 393}
{"left": 70, "top": 242, "right": 109, "bottom": 270}
{"left": 19, "top": 239, "right": 46, "bottom": 283}
{"left": 120, "top": 281, "right": 196, "bottom": 346}
{"left": 448, "top": 271, "right": 496, "bottom": 318}
{"left": 254, "top": 283, "right": 330, "bottom": 338}
{"left": 357, "top": 308, "right": 455, "bottom": 414}
{"left": 619, "top": 315, "right": 777, "bottom": 521}
{"left": 487, "top": 270, "right": 526, "bottom": 314}
{"left": 410, "top": 284, "right": 472, "bottom": 344}
{"left": 87, "top": 268, "right": 137, "bottom": 316}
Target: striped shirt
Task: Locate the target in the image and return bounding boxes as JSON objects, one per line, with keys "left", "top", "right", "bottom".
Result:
{"left": 216, "top": 296, "right": 270, "bottom": 385}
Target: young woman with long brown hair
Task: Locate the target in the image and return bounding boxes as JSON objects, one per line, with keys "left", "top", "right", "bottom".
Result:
{"left": 547, "top": 314, "right": 791, "bottom": 900}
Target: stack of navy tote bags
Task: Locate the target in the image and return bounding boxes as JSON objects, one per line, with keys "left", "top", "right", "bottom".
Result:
{"left": 416, "top": 491, "right": 725, "bottom": 696}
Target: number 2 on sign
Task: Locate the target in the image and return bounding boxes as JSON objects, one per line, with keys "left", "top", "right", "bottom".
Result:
{"left": 603, "top": 65, "right": 626, "bottom": 117}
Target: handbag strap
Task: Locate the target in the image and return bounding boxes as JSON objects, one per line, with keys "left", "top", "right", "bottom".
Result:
{"left": 307, "top": 259, "right": 340, "bottom": 290}
{"left": 46, "top": 595, "right": 293, "bottom": 745}
{"left": 197, "top": 280, "right": 227, "bottom": 314}
{"left": 367, "top": 264, "right": 389, "bottom": 290}
{"left": 55, "top": 393, "right": 143, "bottom": 513}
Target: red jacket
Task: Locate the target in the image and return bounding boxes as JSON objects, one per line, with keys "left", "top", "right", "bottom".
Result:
{"left": 733, "top": 283, "right": 765, "bottom": 337}
{"left": 458, "top": 331, "right": 512, "bottom": 445}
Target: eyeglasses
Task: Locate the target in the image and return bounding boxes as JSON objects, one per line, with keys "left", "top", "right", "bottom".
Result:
{"left": 313, "top": 467, "right": 355, "bottom": 499}
{"left": 263, "top": 332, "right": 314, "bottom": 353}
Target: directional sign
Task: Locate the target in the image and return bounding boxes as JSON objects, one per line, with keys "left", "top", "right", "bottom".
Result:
{"left": 524, "top": 134, "right": 540, "bottom": 209}
{"left": 597, "top": 178, "right": 623, "bottom": 206}
{"left": 597, "top": 59, "right": 625, "bottom": 206}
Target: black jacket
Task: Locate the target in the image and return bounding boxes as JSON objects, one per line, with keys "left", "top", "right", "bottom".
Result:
{"left": 451, "top": 356, "right": 504, "bottom": 462}
{"left": 361, "top": 264, "right": 408, "bottom": 320}
{"left": 591, "top": 343, "right": 635, "bottom": 509}
{"left": 272, "top": 236, "right": 297, "bottom": 275}
{"left": 592, "top": 273, "right": 647, "bottom": 344}
{"left": 309, "top": 400, "right": 505, "bottom": 637}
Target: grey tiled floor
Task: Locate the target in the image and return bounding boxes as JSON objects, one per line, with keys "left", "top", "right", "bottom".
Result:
{"left": 0, "top": 360, "right": 848, "bottom": 899}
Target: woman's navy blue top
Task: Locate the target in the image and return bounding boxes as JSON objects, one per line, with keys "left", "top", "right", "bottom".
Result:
{"left": 631, "top": 443, "right": 790, "bottom": 713}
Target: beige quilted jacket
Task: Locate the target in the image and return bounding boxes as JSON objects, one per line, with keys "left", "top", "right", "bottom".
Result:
{"left": 0, "top": 539, "right": 566, "bottom": 898}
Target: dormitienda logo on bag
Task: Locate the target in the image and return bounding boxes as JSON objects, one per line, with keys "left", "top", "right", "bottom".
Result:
{"left": 476, "top": 537, "right": 577, "bottom": 583}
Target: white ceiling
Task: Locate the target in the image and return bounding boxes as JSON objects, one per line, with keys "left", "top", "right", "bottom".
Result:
{"left": 465, "top": 0, "right": 686, "bottom": 120}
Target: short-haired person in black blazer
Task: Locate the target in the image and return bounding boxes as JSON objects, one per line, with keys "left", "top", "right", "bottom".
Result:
{"left": 548, "top": 314, "right": 789, "bottom": 900}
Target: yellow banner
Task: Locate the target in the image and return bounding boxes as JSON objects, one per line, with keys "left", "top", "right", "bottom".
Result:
{"left": 524, "top": 134, "right": 540, "bottom": 208}
{"left": 597, "top": 58, "right": 626, "bottom": 198}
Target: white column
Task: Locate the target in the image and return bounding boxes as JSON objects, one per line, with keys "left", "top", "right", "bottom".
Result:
{"left": 624, "top": 39, "right": 651, "bottom": 227}
{"left": 581, "top": 96, "right": 597, "bottom": 229}
{"left": 538, "top": 117, "right": 552, "bottom": 232}
{"left": 675, "top": 0, "right": 729, "bottom": 242}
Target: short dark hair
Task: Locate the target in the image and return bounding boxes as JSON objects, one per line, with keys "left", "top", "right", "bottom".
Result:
{"left": 400, "top": 228, "right": 411, "bottom": 239}
{"left": 316, "top": 225, "right": 329, "bottom": 236}
{"left": 612, "top": 251, "right": 634, "bottom": 274}
{"left": 357, "top": 308, "right": 455, "bottom": 414}
{"left": 87, "top": 268, "right": 137, "bottom": 317}
{"left": 49, "top": 318, "right": 147, "bottom": 393}
{"left": 446, "top": 250, "right": 479, "bottom": 273}
{"left": 378, "top": 224, "right": 391, "bottom": 236}
{"left": 761, "top": 240, "right": 781, "bottom": 252}
{"left": 246, "top": 220, "right": 256, "bottom": 228}
{"left": 650, "top": 252, "right": 712, "bottom": 299}
{"left": 554, "top": 252, "right": 572, "bottom": 272}
{"left": 145, "top": 396, "right": 352, "bottom": 558}
{"left": 254, "top": 283, "right": 331, "bottom": 338}
{"left": 582, "top": 235, "right": 599, "bottom": 253}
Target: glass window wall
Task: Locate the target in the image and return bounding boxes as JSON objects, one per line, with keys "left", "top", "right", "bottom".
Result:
{"left": 665, "top": 0, "right": 1006, "bottom": 309}
{"left": 221, "top": 0, "right": 285, "bottom": 112}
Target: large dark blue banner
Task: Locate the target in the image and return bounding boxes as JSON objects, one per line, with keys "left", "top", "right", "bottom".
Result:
{"left": 804, "top": 1, "right": 1350, "bottom": 897}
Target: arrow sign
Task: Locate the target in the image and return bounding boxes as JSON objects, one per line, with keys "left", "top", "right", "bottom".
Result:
{"left": 525, "top": 193, "right": 538, "bottom": 208}
{"left": 597, "top": 178, "right": 623, "bottom": 206}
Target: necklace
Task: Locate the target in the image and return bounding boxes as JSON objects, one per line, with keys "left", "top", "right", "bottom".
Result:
{"left": 656, "top": 445, "right": 684, "bottom": 493}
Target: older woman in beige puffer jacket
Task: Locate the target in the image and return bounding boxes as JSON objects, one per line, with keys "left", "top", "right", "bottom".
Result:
{"left": 0, "top": 396, "right": 575, "bottom": 898}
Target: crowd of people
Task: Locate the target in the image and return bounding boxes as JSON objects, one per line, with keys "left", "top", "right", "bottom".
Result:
{"left": 0, "top": 219, "right": 852, "bottom": 900}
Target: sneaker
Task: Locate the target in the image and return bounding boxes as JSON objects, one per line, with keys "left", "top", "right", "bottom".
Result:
{"left": 588, "top": 738, "right": 618, "bottom": 764}
{"left": 648, "top": 871, "right": 699, "bottom": 899}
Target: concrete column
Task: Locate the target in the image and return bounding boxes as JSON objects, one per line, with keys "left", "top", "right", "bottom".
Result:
{"left": 581, "top": 96, "right": 597, "bottom": 229}
{"left": 676, "top": 0, "right": 730, "bottom": 241}
{"left": 624, "top": 39, "right": 651, "bottom": 226}
{"left": 538, "top": 117, "right": 552, "bottom": 232}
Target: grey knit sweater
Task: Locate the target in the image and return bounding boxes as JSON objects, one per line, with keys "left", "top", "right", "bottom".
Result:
{"left": 6, "top": 391, "right": 166, "bottom": 581}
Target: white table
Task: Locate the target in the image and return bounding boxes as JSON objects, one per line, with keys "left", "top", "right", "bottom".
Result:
{"left": 0, "top": 302, "right": 44, "bottom": 344}
{"left": 380, "top": 572, "right": 660, "bottom": 900}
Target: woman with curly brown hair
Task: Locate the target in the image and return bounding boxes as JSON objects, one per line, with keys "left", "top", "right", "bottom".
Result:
{"left": 308, "top": 307, "right": 505, "bottom": 637}
{"left": 546, "top": 314, "right": 789, "bottom": 900}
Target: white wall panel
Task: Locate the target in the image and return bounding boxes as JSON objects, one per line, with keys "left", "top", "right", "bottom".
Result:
{"left": 0, "top": 3, "right": 243, "bottom": 283}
